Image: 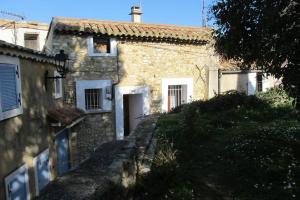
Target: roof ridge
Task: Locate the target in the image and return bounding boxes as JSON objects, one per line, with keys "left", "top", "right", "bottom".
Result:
{"left": 53, "top": 16, "right": 211, "bottom": 30}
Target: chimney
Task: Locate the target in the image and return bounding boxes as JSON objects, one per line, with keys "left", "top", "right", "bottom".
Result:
{"left": 129, "top": 6, "right": 142, "bottom": 23}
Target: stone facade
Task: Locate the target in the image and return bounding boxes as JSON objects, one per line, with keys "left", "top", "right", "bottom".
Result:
{"left": 117, "top": 40, "right": 217, "bottom": 112}
{"left": 48, "top": 32, "right": 219, "bottom": 164}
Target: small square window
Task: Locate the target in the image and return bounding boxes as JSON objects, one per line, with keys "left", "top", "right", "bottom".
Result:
{"left": 24, "top": 33, "right": 39, "bottom": 50}
{"left": 84, "top": 88, "right": 103, "bottom": 110}
{"left": 87, "top": 37, "right": 116, "bottom": 57}
{"left": 93, "top": 38, "right": 110, "bottom": 54}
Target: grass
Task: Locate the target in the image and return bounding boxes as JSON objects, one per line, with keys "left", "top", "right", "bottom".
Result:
{"left": 134, "top": 88, "right": 300, "bottom": 200}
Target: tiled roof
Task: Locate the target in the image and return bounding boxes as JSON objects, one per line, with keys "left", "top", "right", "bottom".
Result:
{"left": 0, "top": 19, "right": 49, "bottom": 30}
{"left": 0, "top": 40, "right": 58, "bottom": 64}
{"left": 219, "top": 57, "right": 260, "bottom": 72}
{"left": 48, "top": 105, "right": 84, "bottom": 126}
{"left": 53, "top": 17, "right": 212, "bottom": 43}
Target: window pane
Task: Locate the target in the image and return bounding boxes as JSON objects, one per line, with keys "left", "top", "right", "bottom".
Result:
{"left": 93, "top": 38, "right": 110, "bottom": 54}
{"left": 84, "top": 89, "right": 102, "bottom": 110}
{"left": 0, "top": 64, "right": 18, "bottom": 111}
{"left": 257, "top": 73, "right": 263, "bottom": 92}
{"left": 55, "top": 79, "right": 60, "bottom": 94}
{"left": 168, "top": 85, "right": 187, "bottom": 111}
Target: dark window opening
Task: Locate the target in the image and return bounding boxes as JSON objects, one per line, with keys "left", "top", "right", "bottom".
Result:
{"left": 93, "top": 38, "right": 110, "bottom": 54}
{"left": 84, "top": 88, "right": 102, "bottom": 110}
{"left": 257, "top": 73, "right": 263, "bottom": 92}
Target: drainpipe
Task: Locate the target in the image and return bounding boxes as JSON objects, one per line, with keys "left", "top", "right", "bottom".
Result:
{"left": 112, "top": 44, "right": 120, "bottom": 99}
{"left": 218, "top": 69, "right": 222, "bottom": 95}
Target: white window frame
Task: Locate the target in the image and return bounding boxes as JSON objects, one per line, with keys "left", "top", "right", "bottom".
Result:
{"left": 87, "top": 37, "right": 117, "bottom": 57}
{"left": 4, "top": 164, "right": 30, "bottom": 200}
{"left": 53, "top": 70, "right": 63, "bottom": 99}
{"left": 76, "top": 80, "right": 112, "bottom": 113}
{"left": 33, "top": 149, "right": 50, "bottom": 196}
{"left": 0, "top": 55, "right": 23, "bottom": 121}
{"left": 161, "top": 78, "right": 193, "bottom": 112}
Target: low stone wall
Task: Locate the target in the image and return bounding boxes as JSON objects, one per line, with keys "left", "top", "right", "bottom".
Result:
{"left": 37, "top": 115, "right": 158, "bottom": 200}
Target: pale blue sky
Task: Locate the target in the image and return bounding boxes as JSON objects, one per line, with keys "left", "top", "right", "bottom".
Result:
{"left": 0, "top": 0, "right": 215, "bottom": 26}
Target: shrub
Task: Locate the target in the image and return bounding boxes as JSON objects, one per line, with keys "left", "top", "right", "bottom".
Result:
{"left": 257, "top": 86, "right": 295, "bottom": 108}
{"left": 221, "top": 123, "right": 300, "bottom": 200}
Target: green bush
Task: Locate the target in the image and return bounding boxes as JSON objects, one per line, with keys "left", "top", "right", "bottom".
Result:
{"left": 135, "top": 88, "right": 300, "bottom": 200}
{"left": 256, "top": 86, "right": 295, "bottom": 108}
{"left": 221, "top": 122, "right": 300, "bottom": 199}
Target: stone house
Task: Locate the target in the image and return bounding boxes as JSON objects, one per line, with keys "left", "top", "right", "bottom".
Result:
{"left": 0, "top": 19, "right": 49, "bottom": 51}
{"left": 0, "top": 40, "right": 84, "bottom": 200}
{"left": 45, "top": 6, "right": 219, "bottom": 164}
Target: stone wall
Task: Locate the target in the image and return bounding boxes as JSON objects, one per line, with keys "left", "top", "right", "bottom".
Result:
{"left": 49, "top": 33, "right": 219, "bottom": 164}
{"left": 51, "top": 34, "right": 118, "bottom": 164}
{"left": 117, "top": 40, "right": 218, "bottom": 113}
{"left": 37, "top": 116, "right": 158, "bottom": 200}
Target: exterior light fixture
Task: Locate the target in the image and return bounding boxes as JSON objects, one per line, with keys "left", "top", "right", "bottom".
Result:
{"left": 45, "top": 50, "right": 70, "bottom": 89}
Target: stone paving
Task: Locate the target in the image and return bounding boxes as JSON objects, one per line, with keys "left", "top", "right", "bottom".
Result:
{"left": 37, "top": 115, "right": 158, "bottom": 200}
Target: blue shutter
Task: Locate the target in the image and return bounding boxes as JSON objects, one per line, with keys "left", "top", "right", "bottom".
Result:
{"left": 0, "top": 64, "right": 19, "bottom": 112}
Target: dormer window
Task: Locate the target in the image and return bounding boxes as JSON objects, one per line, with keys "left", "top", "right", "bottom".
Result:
{"left": 87, "top": 37, "right": 117, "bottom": 57}
{"left": 94, "top": 38, "right": 110, "bottom": 54}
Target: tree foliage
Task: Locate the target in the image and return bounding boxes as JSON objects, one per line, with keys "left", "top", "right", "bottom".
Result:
{"left": 212, "top": 0, "right": 300, "bottom": 107}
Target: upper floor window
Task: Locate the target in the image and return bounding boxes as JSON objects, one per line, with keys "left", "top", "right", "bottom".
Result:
{"left": 87, "top": 37, "right": 117, "bottom": 57}
{"left": 0, "top": 58, "right": 23, "bottom": 121}
{"left": 54, "top": 71, "right": 63, "bottom": 99}
{"left": 24, "top": 33, "right": 39, "bottom": 50}
{"left": 93, "top": 38, "right": 110, "bottom": 54}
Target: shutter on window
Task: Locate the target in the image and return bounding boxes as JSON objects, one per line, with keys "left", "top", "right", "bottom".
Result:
{"left": 0, "top": 64, "right": 19, "bottom": 112}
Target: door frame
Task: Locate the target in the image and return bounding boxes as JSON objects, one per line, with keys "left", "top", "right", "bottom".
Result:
{"left": 115, "top": 86, "right": 150, "bottom": 140}
{"left": 161, "top": 78, "right": 193, "bottom": 112}
{"left": 33, "top": 148, "right": 50, "bottom": 196}
{"left": 4, "top": 164, "right": 30, "bottom": 200}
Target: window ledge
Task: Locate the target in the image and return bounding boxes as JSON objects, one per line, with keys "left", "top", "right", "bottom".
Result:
{"left": 54, "top": 95, "right": 62, "bottom": 99}
{"left": 84, "top": 109, "right": 112, "bottom": 114}
{"left": 88, "top": 53, "right": 117, "bottom": 57}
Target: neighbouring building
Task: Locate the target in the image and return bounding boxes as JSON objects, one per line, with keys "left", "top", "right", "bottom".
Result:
{"left": 0, "top": 40, "right": 84, "bottom": 200}
{"left": 0, "top": 19, "right": 49, "bottom": 51}
{"left": 45, "top": 6, "right": 219, "bottom": 163}
{"left": 218, "top": 59, "right": 280, "bottom": 95}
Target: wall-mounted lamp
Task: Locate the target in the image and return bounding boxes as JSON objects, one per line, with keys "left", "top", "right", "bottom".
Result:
{"left": 45, "top": 50, "right": 69, "bottom": 89}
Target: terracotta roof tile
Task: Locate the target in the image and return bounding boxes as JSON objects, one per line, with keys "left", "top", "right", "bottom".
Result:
{"left": 48, "top": 105, "right": 84, "bottom": 125}
{"left": 0, "top": 40, "right": 58, "bottom": 64}
{"left": 53, "top": 17, "right": 212, "bottom": 43}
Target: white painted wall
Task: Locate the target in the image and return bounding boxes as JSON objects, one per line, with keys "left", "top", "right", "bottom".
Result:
{"left": 0, "top": 27, "right": 48, "bottom": 51}
{"left": 129, "top": 94, "right": 144, "bottom": 132}
{"left": 161, "top": 78, "right": 193, "bottom": 112}
{"left": 115, "top": 86, "right": 150, "bottom": 140}
{"left": 262, "top": 75, "right": 281, "bottom": 92}
{"left": 247, "top": 72, "right": 257, "bottom": 95}
{"left": 248, "top": 72, "right": 281, "bottom": 95}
